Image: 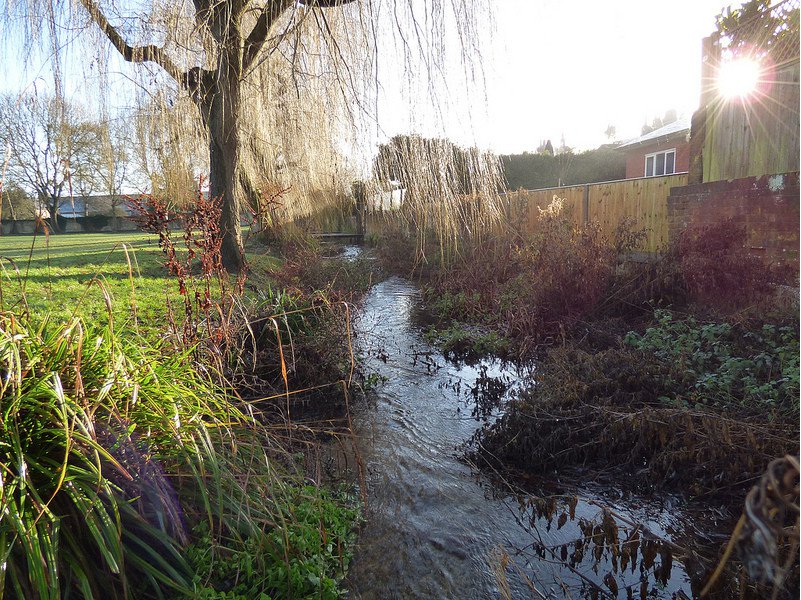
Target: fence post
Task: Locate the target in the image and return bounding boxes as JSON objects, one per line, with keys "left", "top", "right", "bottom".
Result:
{"left": 689, "top": 35, "right": 717, "bottom": 185}
{"left": 582, "top": 185, "right": 590, "bottom": 225}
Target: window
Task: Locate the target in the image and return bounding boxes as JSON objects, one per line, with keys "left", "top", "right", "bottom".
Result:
{"left": 644, "top": 149, "right": 676, "bottom": 177}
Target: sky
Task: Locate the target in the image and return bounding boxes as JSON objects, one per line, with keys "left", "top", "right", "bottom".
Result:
{"left": 0, "top": 0, "right": 733, "bottom": 158}
{"left": 372, "top": 0, "right": 732, "bottom": 154}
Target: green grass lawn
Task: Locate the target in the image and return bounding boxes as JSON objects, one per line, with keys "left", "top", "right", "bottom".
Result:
{"left": 0, "top": 231, "right": 281, "bottom": 337}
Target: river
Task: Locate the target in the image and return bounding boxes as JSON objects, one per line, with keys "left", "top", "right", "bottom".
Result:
{"left": 344, "top": 274, "right": 713, "bottom": 599}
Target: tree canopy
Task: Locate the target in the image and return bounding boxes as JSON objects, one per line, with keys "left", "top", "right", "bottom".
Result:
{"left": 0, "top": 92, "right": 104, "bottom": 231}
{"left": 715, "top": 0, "right": 800, "bottom": 62}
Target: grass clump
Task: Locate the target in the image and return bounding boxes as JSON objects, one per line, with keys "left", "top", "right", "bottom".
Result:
{"left": 0, "top": 312, "right": 202, "bottom": 597}
{"left": 0, "top": 220, "right": 363, "bottom": 598}
{"left": 0, "top": 308, "right": 361, "bottom": 599}
{"left": 424, "top": 324, "right": 510, "bottom": 362}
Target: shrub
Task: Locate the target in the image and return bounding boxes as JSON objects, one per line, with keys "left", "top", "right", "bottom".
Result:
{"left": 676, "top": 218, "right": 792, "bottom": 311}
{"left": 127, "top": 185, "right": 246, "bottom": 353}
{"left": 422, "top": 204, "right": 645, "bottom": 355}
{"left": 472, "top": 338, "right": 799, "bottom": 501}
{"left": 624, "top": 309, "right": 800, "bottom": 416}
{"left": 373, "top": 221, "right": 440, "bottom": 278}
{"left": 77, "top": 214, "right": 111, "bottom": 232}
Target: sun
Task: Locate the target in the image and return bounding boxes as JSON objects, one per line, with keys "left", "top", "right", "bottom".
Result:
{"left": 717, "top": 58, "right": 762, "bottom": 99}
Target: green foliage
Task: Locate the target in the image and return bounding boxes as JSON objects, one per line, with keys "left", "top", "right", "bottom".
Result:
{"left": 500, "top": 147, "right": 625, "bottom": 190}
{"left": 0, "top": 313, "right": 206, "bottom": 598}
{"left": 473, "top": 334, "right": 799, "bottom": 503}
{"left": 0, "top": 182, "right": 36, "bottom": 221}
{"left": 0, "top": 249, "right": 362, "bottom": 599}
{"left": 184, "top": 487, "right": 360, "bottom": 600}
{"left": 624, "top": 309, "right": 799, "bottom": 415}
{"left": 424, "top": 323, "right": 510, "bottom": 360}
{"left": 425, "top": 290, "right": 483, "bottom": 322}
{"left": 715, "top": 0, "right": 799, "bottom": 60}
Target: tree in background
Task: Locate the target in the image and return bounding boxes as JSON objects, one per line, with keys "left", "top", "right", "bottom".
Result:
{"left": 5, "top": 0, "right": 498, "bottom": 271}
{"left": 715, "top": 0, "right": 800, "bottom": 61}
{"left": 640, "top": 109, "right": 679, "bottom": 136}
{"left": 0, "top": 93, "right": 102, "bottom": 233}
{"left": 131, "top": 99, "right": 206, "bottom": 207}
{"left": 93, "top": 117, "right": 133, "bottom": 222}
{"left": 373, "top": 134, "right": 500, "bottom": 203}
{"left": 536, "top": 139, "right": 555, "bottom": 156}
{"left": 0, "top": 181, "right": 36, "bottom": 225}
{"left": 372, "top": 133, "right": 503, "bottom": 256}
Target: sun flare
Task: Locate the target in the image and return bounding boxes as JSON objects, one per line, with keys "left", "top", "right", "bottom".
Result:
{"left": 717, "top": 58, "right": 761, "bottom": 99}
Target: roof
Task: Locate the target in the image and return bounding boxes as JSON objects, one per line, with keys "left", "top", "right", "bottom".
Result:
{"left": 57, "top": 194, "right": 136, "bottom": 218}
{"left": 618, "top": 116, "right": 691, "bottom": 149}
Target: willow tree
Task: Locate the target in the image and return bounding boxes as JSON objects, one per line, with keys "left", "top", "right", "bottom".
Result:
{"left": 4, "top": 0, "right": 500, "bottom": 270}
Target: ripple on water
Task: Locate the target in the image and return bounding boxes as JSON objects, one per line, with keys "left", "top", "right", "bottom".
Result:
{"left": 345, "top": 276, "right": 708, "bottom": 600}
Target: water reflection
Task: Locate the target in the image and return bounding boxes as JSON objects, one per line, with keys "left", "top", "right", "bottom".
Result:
{"left": 346, "top": 277, "right": 704, "bottom": 599}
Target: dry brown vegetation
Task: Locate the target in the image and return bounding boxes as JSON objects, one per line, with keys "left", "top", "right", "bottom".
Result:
{"left": 373, "top": 200, "right": 800, "bottom": 598}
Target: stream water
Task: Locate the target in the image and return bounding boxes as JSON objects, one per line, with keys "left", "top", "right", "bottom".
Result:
{"left": 344, "top": 274, "right": 717, "bottom": 599}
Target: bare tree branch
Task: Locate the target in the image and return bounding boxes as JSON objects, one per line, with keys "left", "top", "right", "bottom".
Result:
{"left": 242, "top": 0, "right": 293, "bottom": 72}
{"left": 78, "top": 0, "right": 186, "bottom": 85}
{"left": 242, "top": 0, "right": 357, "bottom": 73}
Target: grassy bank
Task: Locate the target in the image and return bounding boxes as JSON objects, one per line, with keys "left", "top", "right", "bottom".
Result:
{"left": 0, "top": 230, "right": 362, "bottom": 599}
{"left": 0, "top": 232, "right": 281, "bottom": 332}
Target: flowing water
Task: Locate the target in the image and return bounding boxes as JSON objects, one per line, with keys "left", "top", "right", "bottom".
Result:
{"left": 344, "top": 274, "right": 718, "bottom": 599}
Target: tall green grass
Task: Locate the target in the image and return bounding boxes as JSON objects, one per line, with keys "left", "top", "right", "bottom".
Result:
{"left": 0, "top": 310, "right": 359, "bottom": 599}
{"left": 0, "top": 231, "right": 360, "bottom": 599}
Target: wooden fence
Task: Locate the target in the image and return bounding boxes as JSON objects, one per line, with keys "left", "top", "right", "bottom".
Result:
{"left": 503, "top": 173, "right": 689, "bottom": 252}
{"left": 697, "top": 30, "right": 800, "bottom": 183}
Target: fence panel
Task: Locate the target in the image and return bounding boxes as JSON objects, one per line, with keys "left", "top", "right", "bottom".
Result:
{"left": 703, "top": 60, "right": 800, "bottom": 182}
{"left": 504, "top": 186, "right": 585, "bottom": 233}
{"left": 588, "top": 174, "right": 688, "bottom": 251}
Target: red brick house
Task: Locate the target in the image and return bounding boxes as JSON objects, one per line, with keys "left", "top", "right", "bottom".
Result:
{"left": 618, "top": 117, "right": 691, "bottom": 179}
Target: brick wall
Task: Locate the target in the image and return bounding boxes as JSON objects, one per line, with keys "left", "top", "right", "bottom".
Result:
{"left": 667, "top": 172, "right": 800, "bottom": 267}
{"left": 624, "top": 139, "right": 691, "bottom": 179}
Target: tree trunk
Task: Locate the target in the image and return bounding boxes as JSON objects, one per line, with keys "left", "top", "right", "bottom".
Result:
{"left": 46, "top": 193, "right": 61, "bottom": 233}
{"left": 206, "top": 73, "right": 245, "bottom": 272}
